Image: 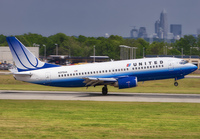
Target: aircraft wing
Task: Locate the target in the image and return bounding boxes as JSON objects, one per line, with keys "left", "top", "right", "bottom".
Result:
{"left": 82, "top": 77, "right": 117, "bottom": 87}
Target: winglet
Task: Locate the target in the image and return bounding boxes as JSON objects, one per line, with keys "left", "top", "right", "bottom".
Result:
{"left": 6, "top": 36, "right": 60, "bottom": 72}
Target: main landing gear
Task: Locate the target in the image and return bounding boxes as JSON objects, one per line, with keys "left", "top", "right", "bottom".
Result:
{"left": 102, "top": 85, "right": 108, "bottom": 95}
{"left": 174, "top": 78, "right": 178, "bottom": 86}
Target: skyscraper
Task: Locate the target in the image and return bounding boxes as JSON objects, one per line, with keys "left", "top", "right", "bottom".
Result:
{"left": 155, "top": 20, "right": 160, "bottom": 34}
{"left": 138, "top": 27, "right": 147, "bottom": 38}
{"left": 154, "top": 9, "right": 168, "bottom": 39}
{"left": 170, "top": 24, "right": 182, "bottom": 39}
{"left": 130, "top": 27, "right": 138, "bottom": 38}
{"left": 160, "top": 9, "right": 168, "bottom": 39}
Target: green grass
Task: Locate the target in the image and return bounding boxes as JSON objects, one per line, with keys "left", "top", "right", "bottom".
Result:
{"left": 1, "top": 74, "right": 200, "bottom": 94}
{"left": 1, "top": 74, "right": 200, "bottom": 138}
{"left": 0, "top": 100, "right": 200, "bottom": 138}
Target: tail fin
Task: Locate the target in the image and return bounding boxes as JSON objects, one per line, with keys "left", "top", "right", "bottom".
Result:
{"left": 6, "top": 36, "right": 60, "bottom": 72}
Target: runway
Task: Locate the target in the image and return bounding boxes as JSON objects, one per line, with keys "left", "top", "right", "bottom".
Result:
{"left": 0, "top": 90, "right": 200, "bottom": 103}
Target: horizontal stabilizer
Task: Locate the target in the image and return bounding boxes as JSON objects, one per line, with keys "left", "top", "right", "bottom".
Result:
{"left": 10, "top": 72, "right": 32, "bottom": 77}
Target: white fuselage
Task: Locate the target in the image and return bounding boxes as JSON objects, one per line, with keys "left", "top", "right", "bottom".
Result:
{"left": 14, "top": 57, "right": 197, "bottom": 88}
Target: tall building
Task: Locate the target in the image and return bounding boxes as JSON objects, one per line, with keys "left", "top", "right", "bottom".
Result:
{"left": 155, "top": 20, "right": 160, "bottom": 34}
{"left": 154, "top": 9, "right": 168, "bottom": 39}
{"left": 130, "top": 27, "right": 138, "bottom": 38}
{"left": 138, "top": 27, "right": 147, "bottom": 38}
{"left": 170, "top": 24, "right": 182, "bottom": 39}
{"left": 160, "top": 9, "right": 168, "bottom": 39}
{"left": 130, "top": 26, "right": 148, "bottom": 38}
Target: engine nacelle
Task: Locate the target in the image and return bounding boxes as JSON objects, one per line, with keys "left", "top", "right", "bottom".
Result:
{"left": 117, "top": 76, "right": 137, "bottom": 89}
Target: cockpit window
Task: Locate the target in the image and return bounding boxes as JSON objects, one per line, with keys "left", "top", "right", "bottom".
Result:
{"left": 179, "top": 60, "right": 188, "bottom": 64}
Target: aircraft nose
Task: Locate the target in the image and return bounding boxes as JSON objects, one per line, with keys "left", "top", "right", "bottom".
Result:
{"left": 190, "top": 64, "right": 198, "bottom": 72}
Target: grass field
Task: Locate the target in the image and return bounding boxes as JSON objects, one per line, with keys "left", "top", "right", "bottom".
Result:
{"left": 1, "top": 74, "right": 200, "bottom": 94}
{"left": 1, "top": 74, "right": 200, "bottom": 138}
{"left": 0, "top": 100, "right": 200, "bottom": 138}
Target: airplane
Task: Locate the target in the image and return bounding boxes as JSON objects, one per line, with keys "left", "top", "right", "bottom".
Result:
{"left": 6, "top": 36, "right": 197, "bottom": 95}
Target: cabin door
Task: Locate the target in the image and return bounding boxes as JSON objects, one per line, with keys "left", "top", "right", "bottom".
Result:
{"left": 168, "top": 61, "right": 174, "bottom": 71}
{"left": 45, "top": 72, "right": 51, "bottom": 83}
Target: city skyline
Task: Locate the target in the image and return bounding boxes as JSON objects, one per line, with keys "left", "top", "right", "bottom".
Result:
{"left": 0, "top": 0, "right": 200, "bottom": 37}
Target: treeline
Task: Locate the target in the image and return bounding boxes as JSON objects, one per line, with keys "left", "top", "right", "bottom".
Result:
{"left": 0, "top": 33, "right": 200, "bottom": 60}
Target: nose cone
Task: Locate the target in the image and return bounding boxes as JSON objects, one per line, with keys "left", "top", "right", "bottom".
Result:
{"left": 190, "top": 64, "right": 198, "bottom": 72}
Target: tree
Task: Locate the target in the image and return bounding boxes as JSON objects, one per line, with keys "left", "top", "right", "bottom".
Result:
{"left": 0, "top": 34, "right": 7, "bottom": 46}
{"left": 4, "top": 32, "right": 197, "bottom": 59}
{"left": 135, "top": 38, "right": 149, "bottom": 58}
{"left": 146, "top": 42, "right": 165, "bottom": 55}
{"left": 174, "top": 35, "right": 197, "bottom": 55}
{"left": 48, "top": 33, "right": 70, "bottom": 55}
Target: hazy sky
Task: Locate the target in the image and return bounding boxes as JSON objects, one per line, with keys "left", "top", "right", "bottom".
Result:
{"left": 0, "top": 0, "right": 200, "bottom": 37}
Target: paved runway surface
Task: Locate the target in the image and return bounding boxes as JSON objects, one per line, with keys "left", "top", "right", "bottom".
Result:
{"left": 0, "top": 90, "right": 200, "bottom": 103}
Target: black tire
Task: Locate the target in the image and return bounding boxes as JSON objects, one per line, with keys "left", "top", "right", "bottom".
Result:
{"left": 174, "top": 82, "right": 178, "bottom": 86}
{"left": 102, "top": 86, "right": 108, "bottom": 95}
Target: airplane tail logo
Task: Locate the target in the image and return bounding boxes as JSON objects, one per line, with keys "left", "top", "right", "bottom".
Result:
{"left": 6, "top": 37, "right": 60, "bottom": 72}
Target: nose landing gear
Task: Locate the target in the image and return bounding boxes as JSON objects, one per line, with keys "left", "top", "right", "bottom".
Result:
{"left": 174, "top": 81, "right": 178, "bottom": 86}
{"left": 174, "top": 78, "right": 178, "bottom": 86}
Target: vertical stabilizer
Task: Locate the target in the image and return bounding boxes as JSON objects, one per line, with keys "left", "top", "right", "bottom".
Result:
{"left": 6, "top": 37, "right": 60, "bottom": 72}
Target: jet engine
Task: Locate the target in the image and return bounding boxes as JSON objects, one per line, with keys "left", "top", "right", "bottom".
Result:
{"left": 114, "top": 76, "right": 137, "bottom": 89}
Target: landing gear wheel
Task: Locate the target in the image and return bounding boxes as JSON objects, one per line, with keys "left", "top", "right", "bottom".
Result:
{"left": 102, "top": 85, "right": 108, "bottom": 95}
{"left": 174, "top": 82, "right": 178, "bottom": 86}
